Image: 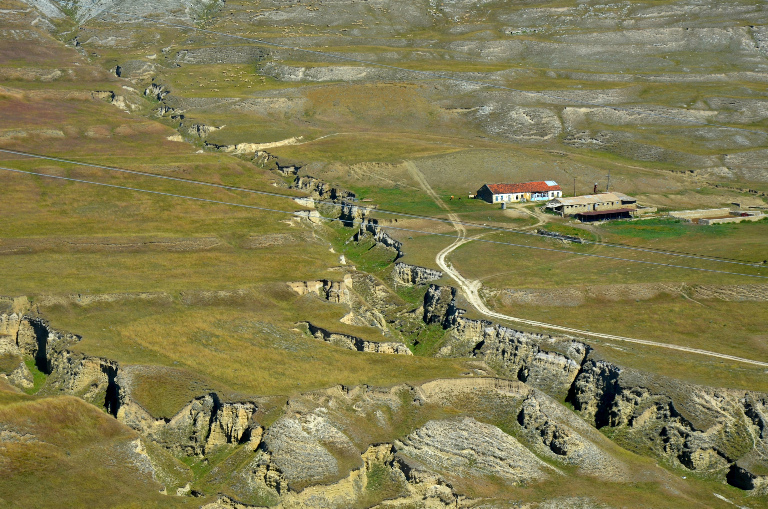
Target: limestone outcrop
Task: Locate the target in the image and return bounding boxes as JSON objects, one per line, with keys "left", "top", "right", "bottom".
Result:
{"left": 45, "top": 349, "right": 119, "bottom": 412}
{"left": 568, "top": 359, "right": 768, "bottom": 481}
{"left": 419, "top": 285, "right": 768, "bottom": 488}
{"left": 117, "top": 390, "right": 258, "bottom": 456}
{"left": 288, "top": 277, "right": 353, "bottom": 305}
{"left": 355, "top": 218, "right": 403, "bottom": 258}
{"left": 395, "top": 417, "right": 556, "bottom": 484}
{"left": 423, "top": 284, "right": 587, "bottom": 399}
{"left": 4, "top": 306, "right": 768, "bottom": 500}
{"left": 291, "top": 175, "right": 355, "bottom": 202}
{"left": 261, "top": 412, "right": 359, "bottom": 487}
{"left": 204, "top": 442, "right": 466, "bottom": 509}
{"left": 0, "top": 315, "right": 259, "bottom": 458}
{"left": 392, "top": 262, "right": 442, "bottom": 286}
{"left": 517, "top": 392, "right": 631, "bottom": 481}
{"left": 186, "top": 123, "right": 224, "bottom": 138}
{"left": 144, "top": 82, "right": 169, "bottom": 101}
{"left": 2, "top": 359, "right": 33, "bottom": 390}
{"left": 338, "top": 202, "right": 368, "bottom": 226}
{"left": 206, "top": 137, "right": 304, "bottom": 154}
{"left": 300, "top": 322, "right": 411, "bottom": 355}
{"left": 289, "top": 274, "right": 394, "bottom": 334}
{"left": 0, "top": 313, "right": 21, "bottom": 337}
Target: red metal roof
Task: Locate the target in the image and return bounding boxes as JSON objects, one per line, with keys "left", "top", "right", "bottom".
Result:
{"left": 576, "top": 208, "right": 635, "bottom": 217}
{"left": 486, "top": 181, "right": 561, "bottom": 194}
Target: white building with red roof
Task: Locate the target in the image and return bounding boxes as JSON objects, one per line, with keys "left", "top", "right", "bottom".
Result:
{"left": 476, "top": 181, "right": 562, "bottom": 204}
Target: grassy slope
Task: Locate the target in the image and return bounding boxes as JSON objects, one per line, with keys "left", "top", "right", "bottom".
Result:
{"left": 0, "top": 384, "right": 189, "bottom": 508}
{"left": 1, "top": 1, "right": 767, "bottom": 503}
{"left": 42, "top": 298, "right": 468, "bottom": 416}
{"left": 0, "top": 12, "right": 468, "bottom": 418}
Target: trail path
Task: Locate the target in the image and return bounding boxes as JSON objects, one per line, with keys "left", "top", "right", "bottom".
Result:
{"left": 404, "top": 161, "right": 768, "bottom": 368}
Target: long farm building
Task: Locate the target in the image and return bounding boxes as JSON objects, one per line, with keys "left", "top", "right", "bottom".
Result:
{"left": 476, "top": 181, "right": 562, "bottom": 204}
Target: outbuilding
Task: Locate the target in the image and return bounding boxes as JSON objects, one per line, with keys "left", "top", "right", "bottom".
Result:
{"left": 476, "top": 181, "right": 562, "bottom": 204}
{"left": 545, "top": 192, "right": 637, "bottom": 218}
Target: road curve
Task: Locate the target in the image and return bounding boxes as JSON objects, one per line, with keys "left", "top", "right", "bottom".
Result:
{"left": 404, "top": 161, "right": 768, "bottom": 369}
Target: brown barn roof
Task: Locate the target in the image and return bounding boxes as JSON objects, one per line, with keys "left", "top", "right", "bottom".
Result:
{"left": 576, "top": 208, "right": 635, "bottom": 216}
{"left": 486, "top": 181, "right": 561, "bottom": 194}
{"left": 548, "top": 192, "right": 635, "bottom": 206}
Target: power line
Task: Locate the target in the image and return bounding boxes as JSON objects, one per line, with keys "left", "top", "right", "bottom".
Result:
{"left": 2, "top": 165, "right": 766, "bottom": 280}
{"left": 102, "top": 11, "right": 768, "bottom": 137}
{"left": 2, "top": 147, "right": 764, "bottom": 269}
{"left": 0, "top": 166, "right": 296, "bottom": 215}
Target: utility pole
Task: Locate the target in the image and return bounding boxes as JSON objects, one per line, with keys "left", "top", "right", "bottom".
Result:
{"left": 573, "top": 177, "right": 576, "bottom": 197}
{"left": 606, "top": 169, "right": 611, "bottom": 192}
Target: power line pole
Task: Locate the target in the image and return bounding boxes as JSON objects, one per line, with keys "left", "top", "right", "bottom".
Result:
{"left": 606, "top": 169, "right": 611, "bottom": 192}
{"left": 573, "top": 177, "right": 576, "bottom": 197}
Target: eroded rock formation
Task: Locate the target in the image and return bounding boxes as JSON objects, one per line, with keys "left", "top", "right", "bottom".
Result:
{"left": 287, "top": 277, "right": 353, "bottom": 305}
{"left": 299, "top": 321, "right": 412, "bottom": 355}
{"left": 291, "top": 175, "right": 355, "bottom": 202}
{"left": 118, "top": 393, "right": 258, "bottom": 456}
{"left": 355, "top": 218, "right": 403, "bottom": 258}
{"left": 418, "top": 285, "right": 768, "bottom": 490}
{"left": 3, "top": 298, "right": 768, "bottom": 502}
{"left": 392, "top": 262, "right": 442, "bottom": 286}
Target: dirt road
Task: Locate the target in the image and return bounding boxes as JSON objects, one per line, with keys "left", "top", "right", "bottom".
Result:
{"left": 405, "top": 160, "right": 768, "bottom": 368}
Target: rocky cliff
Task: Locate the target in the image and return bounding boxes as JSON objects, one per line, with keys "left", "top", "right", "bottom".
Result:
{"left": 419, "top": 285, "right": 768, "bottom": 492}
{"left": 392, "top": 262, "right": 442, "bottom": 286}
{"left": 3, "top": 299, "right": 768, "bottom": 501}
{"left": 288, "top": 277, "right": 354, "bottom": 305}
{"left": 118, "top": 391, "right": 258, "bottom": 456}
{"left": 570, "top": 360, "right": 768, "bottom": 482}
{"left": 299, "top": 321, "right": 412, "bottom": 355}
{"left": 288, "top": 273, "right": 403, "bottom": 335}
{"left": 291, "top": 175, "right": 355, "bottom": 202}
{"left": 423, "top": 284, "right": 588, "bottom": 399}
{"left": 0, "top": 314, "right": 260, "bottom": 460}
{"left": 355, "top": 218, "right": 404, "bottom": 259}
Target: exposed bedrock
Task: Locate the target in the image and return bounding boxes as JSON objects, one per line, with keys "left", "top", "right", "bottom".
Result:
{"left": 392, "top": 262, "right": 442, "bottom": 286}
{"left": 338, "top": 202, "right": 368, "bottom": 226}
{"left": 517, "top": 392, "right": 631, "bottom": 481}
{"left": 299, "top": 321, "right": 412, "bottom": 355}
{"left": 291, "top": 175, "right": 355, "bottom": 202}
{"left": 117, "top": 391, "right": 258, "bottom": 456}
{"left": 3, "top": 297, "right": 768, "bottom": 495}
{"left": 46, "top": 349, "right": 120, "bottom": 414}
{"left": 355, "top": 218, "right": 404, "bottom": 258}
{"left": 205, "top": 441, "right": 465, "bottom": 509}
{"left": 261, "top": 412, "right": 359, "bottom": 488}
{"left": 420, "top": 286, "right": 768, "bottom": 486}
{"left": 569, "top": 359, "right": 768, "bottom": 484}
{"left": 423, "top": 284, "right": 586, "bottom": 399}
{"left": 395, "top": 416, "right": 556, "bottom": 484}
{"left": 287, "top": 275, "right": 391, "bottom": 332}
{"left": 0, "top": 314, "right": 259, "bottom": 457}
{"left": 186, "top": 122, "right": 224, "bottom": 138}
{"left": 0, "top": 312, "right": 21, "bottom": 337}
{"left": 287, "top": 277, "right": 353, "bottom": 305}
{"left": 211, "top": 379, "right": 639, "bottom": 506}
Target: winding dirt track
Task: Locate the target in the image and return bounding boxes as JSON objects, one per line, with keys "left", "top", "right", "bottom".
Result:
{"left": 404, "top": 161, "right": 768, "bottom": 368}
